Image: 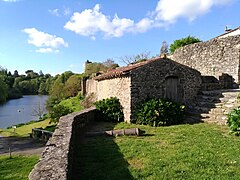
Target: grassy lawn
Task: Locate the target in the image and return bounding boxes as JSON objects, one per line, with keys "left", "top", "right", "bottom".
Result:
{"left": 0, "top": 155, "right": 39, "bottom": 180}
{"left": 74, "top": 122, "right": 240, "bottom": 179}
{"left": 0, "top": 119, "right": 55, "bottom": 137}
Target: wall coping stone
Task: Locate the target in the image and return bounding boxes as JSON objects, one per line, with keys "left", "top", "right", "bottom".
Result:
{"left": 29, "top": 107, "right": 96, "bottom": 180}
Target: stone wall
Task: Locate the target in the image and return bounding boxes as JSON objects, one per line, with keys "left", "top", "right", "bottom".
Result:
{"left": 130, "top": 59, "right": 202, "bottom": 116}
{"left": 172, "top": 35, "right": 240, "bottom": 83}
{"left": 86, "top": 79, "right": 98, "bottom": 95}
{"left": 29, "top": 107, "right": 96, "bottom": 180}
{"left": 97, "top": 76, "right": 131, "bottom": 122}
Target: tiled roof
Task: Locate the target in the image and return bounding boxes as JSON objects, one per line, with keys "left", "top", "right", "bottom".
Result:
{"left": 94, "top": 56, "right": 162, "bottom": 81}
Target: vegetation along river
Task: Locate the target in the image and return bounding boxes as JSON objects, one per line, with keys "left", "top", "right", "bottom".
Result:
{"left": 0, "top": 95, "right": 48, "bottom": 128}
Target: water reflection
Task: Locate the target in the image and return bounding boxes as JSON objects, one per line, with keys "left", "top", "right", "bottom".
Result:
{"left": 0, "top": 95, "right": 48, "bottom": 128}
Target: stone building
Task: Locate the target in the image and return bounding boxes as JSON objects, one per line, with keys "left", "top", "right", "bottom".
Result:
{"left": 172, "top": 34, "right": 240, "bottom": 84}
{"left": 217, "top": 26, "right": 240, "bottom": 39}
{"left": 85, "top": 57, "right": 201, "bottom": 122}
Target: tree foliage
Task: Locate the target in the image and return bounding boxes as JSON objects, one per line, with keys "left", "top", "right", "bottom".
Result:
{"left": 160, "top": 41, "right": 169, "bottom": 55}
{"left": 0, "top": 67, "right": 53, "bottom": 103}
{"left": 84, "top": 60, "right": 118, "bottom": 76}
{"left": 49, "top": 104, "right": 73, "bottom": 123}
{"left": 119, "top": 51, "right": 150, "bottom": 65}
{"left": 0, "top": 76, "right": 8, "bottom": 103}
{"left": 169, "top": 36, "right": 201, "bottom": 54}
{"left": 64, "top": 74, "right": 83, "bottom": 98}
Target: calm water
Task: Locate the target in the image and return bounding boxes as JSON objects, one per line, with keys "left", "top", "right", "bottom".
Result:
{"left": 0, "top": 95, "right": 48, "bottom": 128}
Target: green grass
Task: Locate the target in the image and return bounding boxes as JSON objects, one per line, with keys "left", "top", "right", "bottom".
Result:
{"left": 59, "top": 96, "right": 84, "bottom": 112}
{"left": 0, "top": 119, "right": 55, "bottom": 137}
{"left": 0, "top": 155, "right": 39, "bottom": 180}
{"left": 74, "top": 123, "right": 240, "bottom": 179}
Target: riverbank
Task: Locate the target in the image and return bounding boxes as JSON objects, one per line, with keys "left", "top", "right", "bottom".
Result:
{"left": 0, "top": 95, "right": 49, "bottom": 129}
{"left": 0, "top": 119, "right": 55, "bottom": 179}
{"left": 0, "top": 119, "right": 55, "bottom": 137}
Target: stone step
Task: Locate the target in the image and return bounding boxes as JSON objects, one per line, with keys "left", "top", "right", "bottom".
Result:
{"left": 196, "top": 95, "right": 221, "bottom": 103}
{"left": 187, "top": 89, "right": 239, "bottom": 125}
{"left": 201, "top": 90, "right": 223, "bottom": 96}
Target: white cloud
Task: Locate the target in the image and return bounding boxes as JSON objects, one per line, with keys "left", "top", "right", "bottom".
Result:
{"left": 49, "top": 7, "right": 71, "bottom": 17}
{"left": 23, "top": 28, "right": 68, "bottom": 53}
{"left": 64, "top": 4, "right": 135, "bottom": 39}
{"left": 154, "top": 0, "right": 233, "bottom": 23}
{"left": 64, "top": 1, "right": 234, "bottom": 39}
{"left": 48, "top": 9, "right": 60, "bottom": 17}
{"left": 36, "top": 48, "right": 59, "bottom": 54}
{"left": 64, "top": 8, "right": 71, "bottom": 16}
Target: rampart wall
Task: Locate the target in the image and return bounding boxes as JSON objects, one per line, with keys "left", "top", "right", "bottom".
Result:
{"left": 29, "top": 107, "right": 96, "bottom": 180}
{"left": 173, "top": 35, "right": 240, "bottom": 83}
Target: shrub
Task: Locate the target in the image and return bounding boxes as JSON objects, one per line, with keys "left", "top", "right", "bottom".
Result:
{"left": 133, "top": 98, "right": 185, "bottom": 126}
{"left": 227, "top": 107, "right": 240, "bottom": 136}
{"left": 49, "top": 104, "right": 73, "bottom": 123}
{"left": 95, "top": 97, "right": 124, "bottom": 122}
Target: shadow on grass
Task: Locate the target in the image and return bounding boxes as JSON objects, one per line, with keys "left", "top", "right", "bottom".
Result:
{"left": 71, "top": 122, "right": 134, "bottom": 180}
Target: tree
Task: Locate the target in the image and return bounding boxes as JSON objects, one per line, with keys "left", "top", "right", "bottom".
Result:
{"left": 169, "top": 36, "right": 201, "bottom": 54}
{"left": 13, "top": 70, "right": 19, "bottom": 77}
{"left": 84, "top": 60, "right": 119, "bottom": 76}
{"left": 160, "top": 41, "right": 168, "bottom": 55}
{"left": 119, "top": 51, "right": 150, "bottom": 65}
{"left": 0, "top": 76, "right": 8, "bottom": 103}
{"left": 102, "top": 59, "right": 119, "bottom": 69}
{"left": 39, "top": 70, "right": 44, "bottom": 77}
{"left": 63, "top": 74, "right": 82, "bottom": 98}
{"left": 31, "top": 101, "right": 45, "bottom": 119}
{"left": 49, "top": 104, "right": 73, "bottom": 123}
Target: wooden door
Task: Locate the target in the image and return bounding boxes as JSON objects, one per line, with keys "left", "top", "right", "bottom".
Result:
{"left": 165, "top": 76, "right": 179, "bottom": 102}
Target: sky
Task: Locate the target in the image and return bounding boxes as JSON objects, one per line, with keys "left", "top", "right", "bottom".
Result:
{"left": 0, "top": 0, "right": 239, "bottom": 75}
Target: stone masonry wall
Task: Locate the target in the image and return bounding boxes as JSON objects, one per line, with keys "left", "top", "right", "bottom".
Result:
{"left": 130, "top": 59, "right": 202, "bottom": 117}
{"left": 29, "top": 107, "right": 96, "bottom": 180}
{"left": 86, "top": 79, "right": 98, "bottom": 95}
{"left": 172, "top": 35, "right": 240, "bottom": 83}
{"left": 97, "top": 76, "right": 131, "bottom": 122}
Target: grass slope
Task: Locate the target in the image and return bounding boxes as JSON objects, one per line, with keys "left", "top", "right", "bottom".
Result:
{"left": 75, "top": 123, "right": 240, "bottom": 179}
{"left": 58, "top": 96, "right": 84, "bottom": 112}
{"left": 0, "top": 155, "right": 39, "bottom": 180}
{"left": 0, "top": 119, "right": 53, "bottom": 137}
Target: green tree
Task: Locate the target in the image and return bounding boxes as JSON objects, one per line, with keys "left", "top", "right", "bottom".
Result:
{"left": 85, "top": 60, "right": 119, "bottom": 76}
{"left": 63, "top": 74, "right": 82, "bottom": 98}
{"left": 0, "top": 76, "right": 8, "bottom": 103}
{"left": 169, "top": 36, "right": 201, "bottom": 54}
{"left": 49, "top": 104, "right": 73, "bottom": 123}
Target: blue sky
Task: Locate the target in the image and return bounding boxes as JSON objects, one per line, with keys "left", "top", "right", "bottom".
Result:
{"left": 0, "top": 0, "right": 239, "bottom": 75}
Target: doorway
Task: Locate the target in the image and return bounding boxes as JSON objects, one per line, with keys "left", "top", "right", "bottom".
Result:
{"left": 165, "top": 76, "right": 179, "bottom": 102}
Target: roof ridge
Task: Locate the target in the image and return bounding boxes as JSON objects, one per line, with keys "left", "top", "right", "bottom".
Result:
{"left": 94, "top": 56, "right": 162, "bottom": 81}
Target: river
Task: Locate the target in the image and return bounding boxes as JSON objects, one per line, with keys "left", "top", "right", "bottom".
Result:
{"left": 0, "top": 95, "right": 49, "bottom": 128}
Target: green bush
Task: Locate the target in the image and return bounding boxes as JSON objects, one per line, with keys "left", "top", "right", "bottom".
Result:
{"left": 227, "top": 107, "right": 240, "bottom": 135}
{"left": 95, "top": 97, "right": 124, "bottom": 122}
{"left": 133, "top": 98, "right": 185, "bottom": 126}
{"left": 49, "top": 104, "right": 73, "bottom": 123}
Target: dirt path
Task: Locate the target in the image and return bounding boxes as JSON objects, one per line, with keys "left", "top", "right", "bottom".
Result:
{"left": 0, "top": 136, "right": 46, "bottom": 155}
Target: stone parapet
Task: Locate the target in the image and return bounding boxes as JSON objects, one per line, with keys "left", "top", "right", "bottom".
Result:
{"left": 28, "top": 107, "right": 96, "bottom": 180}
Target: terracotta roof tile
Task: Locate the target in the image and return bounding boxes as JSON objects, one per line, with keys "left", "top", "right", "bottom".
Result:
{"left": 94, "top": 56, "right": 162, "bottom": 81}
